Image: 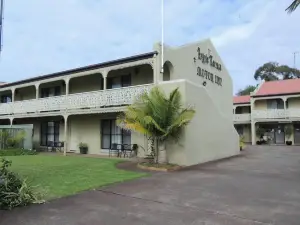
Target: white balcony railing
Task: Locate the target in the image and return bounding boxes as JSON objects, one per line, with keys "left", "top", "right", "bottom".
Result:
{"left": 233, "top": 113, "right": 251, "bottom": 122}
{"left": 252, "top": 109, "right": 286, "bottom": 119}
{"left": 286, "top": 109, "right": 300, "bottom": 118}
{"left": 0, "top": 84, "right": 153, "bottom": 116}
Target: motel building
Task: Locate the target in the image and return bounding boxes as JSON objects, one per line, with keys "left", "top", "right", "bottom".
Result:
{"left": 0, "top": 39, "right": 239, "bottom": 166}
{"left": 233, "top": 79, "right": 300, "bottom": 145}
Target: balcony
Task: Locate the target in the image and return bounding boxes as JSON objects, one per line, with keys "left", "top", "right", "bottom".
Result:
{"left": 252, "top": 109, "right": 286, "bottom": 120}
{"left": 233, "top": 114, "right": 251, "bottom": 123}
{"left": 0, "top": 84, "right": 153, "bottom": 118}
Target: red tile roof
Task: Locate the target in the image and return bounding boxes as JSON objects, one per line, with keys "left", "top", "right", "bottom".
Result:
{"left": 233, "top": 95, "right": 250, "bottom": 104}
{"left": 255, "top": 79, "right": 300, "bottom": 97}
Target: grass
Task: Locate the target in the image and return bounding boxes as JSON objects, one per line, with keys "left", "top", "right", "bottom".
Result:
{"left": 5, "top": 155, "right": 147, "bottom": 200}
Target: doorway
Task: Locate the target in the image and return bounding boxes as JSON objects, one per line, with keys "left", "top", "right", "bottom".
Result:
{"left": 294, "top": 124, "right": 300, "bottom": 145}
{"left": 262, "top": 124, "right": 285, "bottom": 144}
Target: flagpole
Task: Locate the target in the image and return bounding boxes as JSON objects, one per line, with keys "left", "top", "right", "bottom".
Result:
{"left": 0, "top": 0, "right": 4, "bottom": 55}
{"left": 160, "top": 0, "right": 164, "bottom": 74}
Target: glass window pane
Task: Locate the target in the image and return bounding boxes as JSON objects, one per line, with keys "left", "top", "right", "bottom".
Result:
{"left": 111, "top": 120, "right": 121, "bottom": 135}
{"left": 111, "top": 77, "right": 121, "bottom": 89}
{"left": 102, "top": 135, "right": 111, "bottom": 149}
{"left": 111, "top": 135, "right": 122, "bottom": 145}
{"left": 102, "top": 120, "right": 111, "bottom": 134}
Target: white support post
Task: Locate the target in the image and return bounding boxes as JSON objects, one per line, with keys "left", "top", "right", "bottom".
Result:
{"left": 283, "top": 97, "right": 287, "bottom": 118}
{"left": 35, "top": 83, "right": 40, "bottom": 99}
{"left": 102, "top": 71, "right": 108, "bottom": 90}
{"left": 63, "top": 115, "right": 68, "bottom": 156}
{"left": 11, "top": 88, "right": 15, "bottom": 102}
{"left": 251, "top": 122, "right": 256, "bottom": 145}
{"left": 65, "top": 78, "right": 70, "bottom": 96}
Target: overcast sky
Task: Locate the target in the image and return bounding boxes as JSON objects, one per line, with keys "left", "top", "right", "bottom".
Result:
{"left": 0, "top": 0, "right": 298, "bottom": 94}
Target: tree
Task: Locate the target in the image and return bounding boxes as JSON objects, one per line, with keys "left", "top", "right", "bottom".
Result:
{"left": 117, "top": 87, "right": 195, "bottom": 164}
{"left": 237, "top": 85, "right": 257, "bottom": 96}
{"left": 254, "top": 62, "right": 300, "bottom": 81}
{"left": 254, "top": 62, "right": 279, "bottom": 81}
{"left": 286, "top": 0, "right": 300, "bottom": 13}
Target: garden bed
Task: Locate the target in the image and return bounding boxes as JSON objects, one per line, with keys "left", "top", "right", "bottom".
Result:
{"left": 0, "top": 149, "right": 37, "bottom": 156}
{"left": 137, "top": 162, "right": 182, "bottom": 172}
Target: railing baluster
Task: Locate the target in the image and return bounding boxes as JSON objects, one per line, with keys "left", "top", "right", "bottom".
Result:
{"left": 0, "top": 84, "right": 153, "bottom": 118}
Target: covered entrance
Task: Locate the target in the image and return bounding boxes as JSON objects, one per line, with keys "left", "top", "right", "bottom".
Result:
{"left": 261, "top": 124, "right": 285, "bottom": 144}
{"left": 294, "top": 123, "right": 300, "bottom": 145}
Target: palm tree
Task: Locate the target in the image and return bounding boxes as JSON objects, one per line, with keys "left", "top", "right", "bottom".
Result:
{"left": 286, "top": 0, "right": 300, "bottom": 13}
{"left": 117, "top": 87, "right": 195, "bottom": 164}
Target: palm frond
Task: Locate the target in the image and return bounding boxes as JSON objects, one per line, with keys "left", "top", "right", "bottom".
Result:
{"left": 286, "top": 0, "right": 300, "bottom": 13}
{"left": 117, "top": 86, "right": 196, "bottom": 144}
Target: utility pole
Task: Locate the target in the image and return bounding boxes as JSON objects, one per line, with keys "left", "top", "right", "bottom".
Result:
{"left": 293, "top": 51, "right": 299, "bottom": 68}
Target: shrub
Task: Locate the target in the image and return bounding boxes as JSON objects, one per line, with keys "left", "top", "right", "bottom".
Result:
{"left": 0, "top": 149, "right": 37, "bottom": 157}
{"left": 239, "top": 136, "right": 245, "bottom": 151}
{"left": 0, "top": 130, "right": 26, "bottom": 149}
{"left": 0, "top": 158, "right": 39, "bottom": 210}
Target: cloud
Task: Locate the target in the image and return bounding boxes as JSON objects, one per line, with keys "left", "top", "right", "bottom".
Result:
{"left": 0, "top": 0, "right": 299, "bottom": 95}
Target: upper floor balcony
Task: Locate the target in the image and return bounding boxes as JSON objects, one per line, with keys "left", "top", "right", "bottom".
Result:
{"left": 0, "top": 60, "right": 168, "bottom": 119}
{"left": 252, "top": 96, "right": 300, "bottom": 120}
{"left": 233, "top": 113, "right": 251, "bottom": 123}
{"left": 0, "top": 84, "right": 153, "bottom": 118}
{"left": 233, "top": 105, "right": 251, "bottom": 123}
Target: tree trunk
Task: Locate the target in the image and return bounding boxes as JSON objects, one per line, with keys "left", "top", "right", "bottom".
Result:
{"left": 158, "top": 140, "right": 167, "bottom": 164}
{"left": 154, "top": 137, "right": 159, "bottom": 164}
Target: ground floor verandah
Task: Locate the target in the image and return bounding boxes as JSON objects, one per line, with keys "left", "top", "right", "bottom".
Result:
{"left": 0, "top": 113, "right": 151, "bottom": 157}
{"left": 236, "top": 121, "right": 300, "bottom": 145}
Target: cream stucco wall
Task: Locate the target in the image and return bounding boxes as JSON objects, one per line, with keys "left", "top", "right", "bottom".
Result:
{"left": 254, "top": 100, "right": 267, "bottom": 110}
{"left": 15, "top": 86, "right": 36, "bottom": 101}
{"left": 162, "top": 39, "right": 233, "bottom": 122}
{"left": 158, "top": 80, "right": 239, "bottom": 166}
{"left": 287, "top": 97, "right": 300, "bottom": 109}
{"left": 242, "top": 125, "right": 251, "bottom": 143}
{"left": 131, "top": 65, "right": 153, "bottom": 86}
{"left": 68, "top": 114, "right": 147, "bottom": 155}
{"left": 69, "top": 74, "right": 102, "bottom": 94}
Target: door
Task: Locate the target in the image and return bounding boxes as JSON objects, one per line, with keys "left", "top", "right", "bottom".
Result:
{"left": 275, "top": 126, "right": 285, "bottom": 144}
{"left": 294, "top": 124, "right": 300, "bottom": 144}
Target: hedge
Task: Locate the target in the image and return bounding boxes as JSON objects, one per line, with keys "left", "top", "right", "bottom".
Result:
{"left": 0, "top": 149, "right": 37, "bottom": 156}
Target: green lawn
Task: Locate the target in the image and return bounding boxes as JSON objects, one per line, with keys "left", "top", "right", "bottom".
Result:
{"left": 5, "top": 155, "right": 146, "bottom": 200}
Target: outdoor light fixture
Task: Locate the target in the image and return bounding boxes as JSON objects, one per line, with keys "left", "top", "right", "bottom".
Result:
{"left": 203, "top": 81, "right": 207, "bottom": 86}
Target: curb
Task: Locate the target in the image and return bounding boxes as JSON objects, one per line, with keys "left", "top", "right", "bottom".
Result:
{"left": 137, "top": 163, "right": 182, "bottom": 172}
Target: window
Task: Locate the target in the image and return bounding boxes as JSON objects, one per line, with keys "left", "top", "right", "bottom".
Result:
{"left": 267, "top": 99, "right": 284, "bottom": 109}
{"left": 41, "top": 86, "right": 61, "bottom": 98}
{"left": 1, "top": 95, "right": 12, "bottom": 103}
{"left": 235, "top": 125, "right": 243, "bottom": 136}
{"left": 40, "top": 121, "right": 60, "bottom": 146}
{"left": 235, "top": 107, "right": 242, "bottom": 114}
{"left": 101, "top": 119, "right": 131, "bottom": 149}
{"left": 107, "top": 74, "right": 131, "bottom": 89}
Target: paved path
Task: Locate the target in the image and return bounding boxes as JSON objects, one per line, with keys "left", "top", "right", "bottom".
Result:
{"left": 1, "top": 146, "right": 300, "bottom": 225}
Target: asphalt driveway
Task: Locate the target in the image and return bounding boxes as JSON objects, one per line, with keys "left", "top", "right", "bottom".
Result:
{"left": 1, "top": 146, "right": 300, "bottom": 225}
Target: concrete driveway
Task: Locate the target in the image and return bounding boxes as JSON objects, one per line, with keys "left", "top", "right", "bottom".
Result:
{"left": 1, "top": 146, "right": 300, "bottom": 225}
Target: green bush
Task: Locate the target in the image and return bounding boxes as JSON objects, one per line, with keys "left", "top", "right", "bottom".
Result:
{"left": 0, "top": 149, "right": 37, "bottom": 157}
{"left": 0, "top": 158, "right": 39, "bottom": 210}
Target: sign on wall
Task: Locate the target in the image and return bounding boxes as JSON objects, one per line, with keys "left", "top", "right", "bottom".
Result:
{"left": 194, "top": 47, "right": 222, "bottom": 86}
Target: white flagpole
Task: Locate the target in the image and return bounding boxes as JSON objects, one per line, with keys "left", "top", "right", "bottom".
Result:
{"left": 160, "top": 0, "right": 164, "bottom": 74}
